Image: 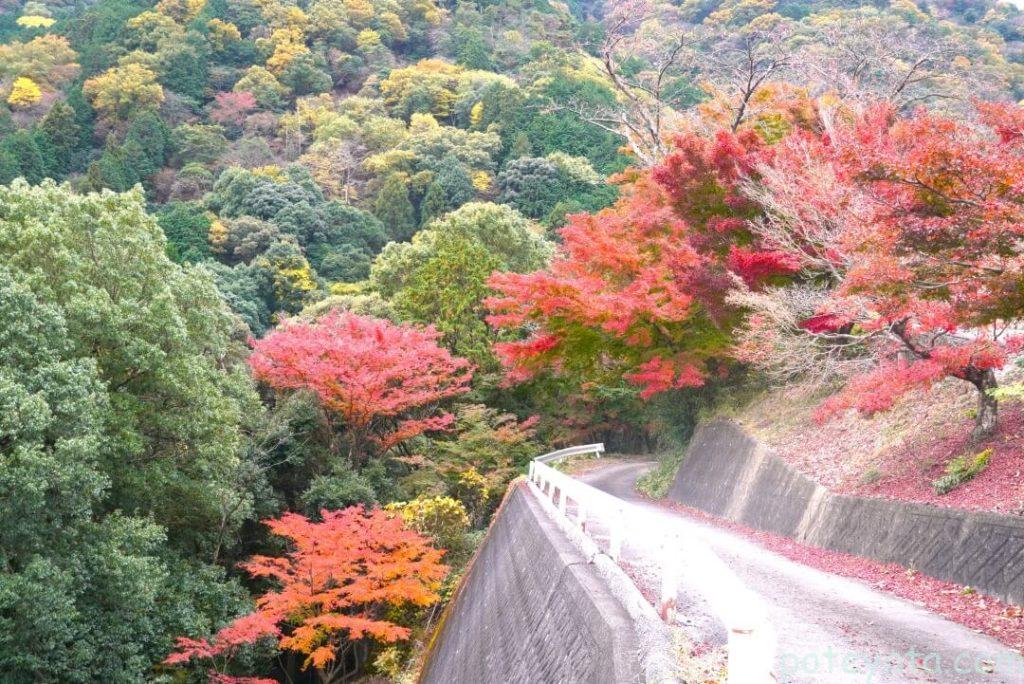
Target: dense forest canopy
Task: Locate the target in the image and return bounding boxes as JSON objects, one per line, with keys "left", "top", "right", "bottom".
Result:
{"left": 4, "top": 0, "right": 1024, "bottom": 681}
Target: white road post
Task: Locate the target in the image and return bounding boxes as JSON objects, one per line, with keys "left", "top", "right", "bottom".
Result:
{"left": 659, "top": 535, "right": 681, "bottom": 622}
{"left": 727, "top": 623, "right": 771, "bottom": 684}
{"left": 609, "top": 506, "right": 624, "bottom": 560}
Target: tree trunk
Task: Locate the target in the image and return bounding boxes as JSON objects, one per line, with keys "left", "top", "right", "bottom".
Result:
{"left": 971, "top": 369, "right": 998, "bottom": 441}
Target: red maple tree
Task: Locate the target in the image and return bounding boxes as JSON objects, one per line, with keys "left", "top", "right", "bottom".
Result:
{"left": 740, "top": 102, "right": 1024, "bottom": 438}
{"left": 209, "top": 91, "right": 257, "bottom": 129}
{"left": 247, "top": 311, "right": 473, "bottom": 460}
{"left": 166, "top": 507, "right": 448, "bottom": 684}
{"left": 822, "top": 103, "right": 1024, "bottom": 437}
{"left": 486, "top": 128, "right": 796, "bottom": 398}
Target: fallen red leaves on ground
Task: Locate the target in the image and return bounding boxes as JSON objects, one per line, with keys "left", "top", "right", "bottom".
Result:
{"left": 654, "top": 499, "right": 1024, "bottom": 652}
{"left": 849, "top": 405, "right": 1024, "bottom": 515}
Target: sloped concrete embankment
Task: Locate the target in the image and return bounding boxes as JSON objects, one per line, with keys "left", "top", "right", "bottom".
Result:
{"left": 668, "top": 420, "right": 1024, "bottom": 604}
{"left": 420, "top": 481, "right": 655, "bottom": 684}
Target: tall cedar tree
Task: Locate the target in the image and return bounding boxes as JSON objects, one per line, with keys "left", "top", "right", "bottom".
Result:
{"left": 374, "top": 173, "right": 417, "bottom": 241}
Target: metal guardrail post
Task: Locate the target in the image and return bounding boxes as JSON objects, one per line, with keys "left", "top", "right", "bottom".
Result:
{"left": 727, "top": 624, "right": 770, "bottom": 684}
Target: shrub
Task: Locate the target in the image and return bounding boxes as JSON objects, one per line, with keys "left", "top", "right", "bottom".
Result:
{"left": 300, "top": 463, "right": 378, "bottom": 515}
{"left": 387, "top": 496, "right": 469, "bottom": 550}
{"left": 449, "top": 467, "right": 490, "bottom": 527}
{"left": 636, "top": 451, "right": 685, "bottom": 500}
{"left": 931, "top": 449, "right": 992, "bottom": 495}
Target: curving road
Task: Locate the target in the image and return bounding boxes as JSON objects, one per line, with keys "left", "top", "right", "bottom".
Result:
{"left": 581, "top": 461, "right": 1024, "bottom": 684}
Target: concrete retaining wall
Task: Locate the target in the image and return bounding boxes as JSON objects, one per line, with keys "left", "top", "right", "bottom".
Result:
{"left": 668, "top": 420, "right": 1024, "bottom": 605}
{"left": 420, "top": 482, "right": 646, "bottom": 684}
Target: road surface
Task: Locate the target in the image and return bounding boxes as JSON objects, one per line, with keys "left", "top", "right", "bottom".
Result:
{"left": 581, "top": 461, "right": 1024, "bottom": 683}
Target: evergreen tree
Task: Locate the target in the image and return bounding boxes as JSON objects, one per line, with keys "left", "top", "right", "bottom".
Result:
{"left": 156, "top": 201, "right": 212, "bottom": 263}
{"left": 0, "top": 130, "right": 46, "bottom": 184}
{"left": 420, "top": 156, "right": 475, "bottom": 225}
{"left": 0, "top": 149, "right": 20, "bottom": 185}
{"left": 159, "top": 45, "right": 209, "bottom": 101}
{"left": 454, "top": 26, "right": 494, "bottom": 70}
{"left": 124, "top": 111, "right": 170, "bottom": 179}
{"left": 40, "top": 102, "right": 81, "bottom": 178}
{"left": 419, "top": 179, "right": 448, "bottom": 227}
{"left": 509, "top": 131, "right": 532, "bottom": 159}
{"left": 86, "top": 135, "right": 136, "bottom": 191}
{"left": 374, "top": 173, "right": 417, "bottom": 241}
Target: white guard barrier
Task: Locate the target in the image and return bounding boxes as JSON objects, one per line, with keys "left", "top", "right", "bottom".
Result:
{"left": 528, "top": 446, "right": 776, "bottom": 684}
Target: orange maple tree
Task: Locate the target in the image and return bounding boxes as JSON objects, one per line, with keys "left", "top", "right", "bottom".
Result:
{"left": 166, "top": 506, "right": 448, "bottom": 683}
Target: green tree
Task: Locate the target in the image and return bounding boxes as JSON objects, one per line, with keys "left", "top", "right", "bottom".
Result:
{"left": 172, "top": 123, "right": 229, "bottom": 166}
{"left": 85, "top": 134, "right": 136, "bottom": 191}
{"left": 0, "top": 129, "right": 46, "bottom": 184}
{"left": 157, "top": 201, "right": 212, "bottom": 263}
{"left": 371, "top": 202, "right": 551, "bottom": 365}
{"left": 124, "top": 111, "right": 171, "bottom": 177}
{"left": 159, "top": 43, "right": 210, "bottom": 100}
{"left": 453, "top": 26, "right": 493, "bottom": 70}
{"left": 40, "top": 102, "right": 81, "bottom": 177}
{"left": 419, "top": 155, "right": 475, "bottom": 225}
{"left": 0, "top": 266, "right": 247, "bottom": 682}
{"left": 0, "top": 180, "right": 259, "bottom": 555}
{"left": 280, "top": 51, "right": 333, "bottom": 97}
{"left": 394, "top": 231, "right": 500, "bottom": 363}
{"left": 374, "top": 172, "right": 417, "bottom": 241}
{"left": 497, "top": 156, "right": 568, "bottom": 220}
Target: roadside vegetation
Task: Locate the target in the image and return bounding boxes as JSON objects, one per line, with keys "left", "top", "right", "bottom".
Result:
{"left": 6, "top": 0, "right": 1024, "bottom": 680}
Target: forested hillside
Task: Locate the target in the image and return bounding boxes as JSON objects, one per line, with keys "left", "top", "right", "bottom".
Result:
{"left": 4, "top": 0, "right": 1024, "bottom": 681}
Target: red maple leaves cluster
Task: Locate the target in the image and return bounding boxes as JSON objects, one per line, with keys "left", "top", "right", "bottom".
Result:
{"left": 488, "top": 100, "right": 1024, "bottom": 439}
{"left": 487, "top": 129, "right": 791, "bottom": 398}
{"left": 248, "top": 311, "right": 473, "bottom": 457}
{"left": 788, "top": 103, "right": 1024, "bottom": 435}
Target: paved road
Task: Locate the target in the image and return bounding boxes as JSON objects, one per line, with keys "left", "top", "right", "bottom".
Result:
{"left": 581, "top": 461, "right": 1024, "bottom": 684}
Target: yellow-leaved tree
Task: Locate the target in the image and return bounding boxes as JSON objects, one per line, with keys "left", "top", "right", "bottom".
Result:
{"left": 83, "top": 63, "right": 164, "bottom": 122}
{"left": 7, "top": 76, "right": 42, "bottom": 108}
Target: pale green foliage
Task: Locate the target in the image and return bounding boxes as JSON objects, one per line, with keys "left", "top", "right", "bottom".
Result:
{"left": 364, "top": 112, "right": 502, "bottom": 177}
{"left": 300, "top": 291, "right": 398, "bottom": 321}
{"left": 371, "top": 202, "right": 551, "bottom": 296}
{"left": 370, "top": 202, "right": 551, "bottom": 363}
{"left": 636, "top": 451, "right": 685, "bottom": 499}
{"left": 424, "top": 403, "right": 540, "bottom": 517}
